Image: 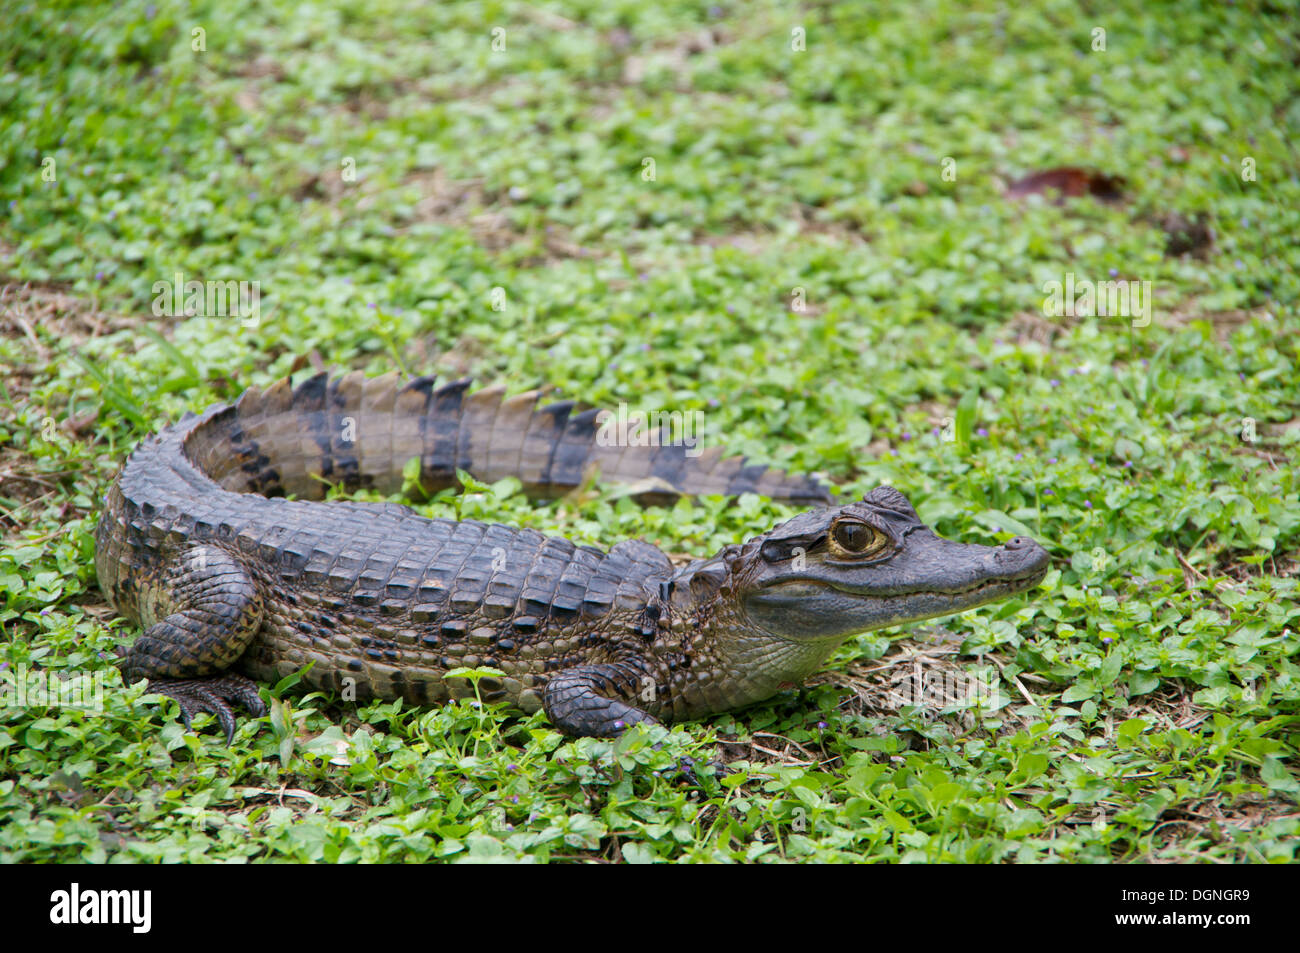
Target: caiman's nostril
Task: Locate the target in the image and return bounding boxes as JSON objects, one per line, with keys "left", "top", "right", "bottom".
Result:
{"left": 998, "top": 536, "right": 1051, "bottom": 574}
{"left": 1004, "top": 537, "right": 1030, "bottom": 549}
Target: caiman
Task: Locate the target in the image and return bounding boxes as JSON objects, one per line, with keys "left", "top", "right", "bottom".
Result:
{"left": 96, "top": 372, "right": 1051, "bottom": 741}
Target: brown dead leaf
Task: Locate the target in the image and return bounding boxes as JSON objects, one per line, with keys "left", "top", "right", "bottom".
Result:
{"left": 1005, "top": 167, "right": 1126, "bottom": 204}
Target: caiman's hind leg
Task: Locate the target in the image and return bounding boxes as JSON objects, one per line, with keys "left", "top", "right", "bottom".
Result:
{"left": 121, "top": 545, "right": 267, "bottom": 742}
{"left": 543, "top": 661, "right": 659, "bottom": 738}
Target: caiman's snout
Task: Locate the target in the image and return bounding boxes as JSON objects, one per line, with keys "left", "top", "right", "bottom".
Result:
{"left": 995, "top": 536, "right": 1052, "bottom": 582}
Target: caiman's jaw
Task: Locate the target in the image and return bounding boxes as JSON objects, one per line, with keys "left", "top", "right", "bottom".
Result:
{"left": 738, "top": 486, "right": 1051, "bottom": 642}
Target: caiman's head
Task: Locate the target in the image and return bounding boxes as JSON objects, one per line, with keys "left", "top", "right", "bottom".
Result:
{"left": 739, "top": 486, "right": 1051, "bottom": 638}
{"left": 668, "top": 486, "right": 1051, "bottom": 715}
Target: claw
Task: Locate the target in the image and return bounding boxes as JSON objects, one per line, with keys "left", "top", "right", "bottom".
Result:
{"left": 146, "top": 674, "right": 265, "bottom": 744}
{"left": 652, "top": 750, "right": 729, "bottom": 787}
{"left": 671, "top": 755, "right": 727, "bottom": 786}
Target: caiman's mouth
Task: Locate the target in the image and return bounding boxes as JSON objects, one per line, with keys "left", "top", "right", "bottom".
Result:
{"left": 839, "top": 559, "right": 1050, "bottom": 599}
{"left": 759, "top": 560, "right": 1049, "bottom": 600}
{"left": 746, "top": 556, "right": 1052, "bottom": 631}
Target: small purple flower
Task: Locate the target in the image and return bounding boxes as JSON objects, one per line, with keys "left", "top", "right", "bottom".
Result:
{"left": 1102, "top": 637, "right": 1113, "bottom": 645}
{"left": 901, "top": 431, "right": 912, "bottom": 441}
{"left": 817, "top": 721, "right": 828, "bottom": 729}
{"left": 1084, "top": 500, "right": 1092, "bottom": 508}
{"left": 708, "top": 398, "right": 720, "bottom": 408}
{"left": 1048, "top": 457, "right": 1057, "bottom": 464}
{"left": 1108, "top": 268, "right": 1118, "bottom": 278}
{"left": 613, "top": 720, "right": 625, "bottom": 730}
{"left": 1014, "top": 453, "right": 1023, "bottom": 461}
{"left": 507, "top": 764, "right": 518, "bottom": 772}
{"left": 95, "top": 271, "right": 104, "bottom": 281}
{"left": 639, "top": 342, "right": 650, "bottom": 352}
{"left": 1087, "top": 456, "right": 1095, "bottom": 464}
{"left": 1044, "top": 489, "right": 1053, "bottom": 496}
{"left": 1124, "top": 461, "right": 1134, "bottom": 469}
{"left": 367, "top": 302, "right": 376, "bottom": 309}
{"left": 40, "top": 607, "right": 52, "bottom": 616}
{"left": 1140, "top": 359, "right": 1149, "bottom": 367}
{"left": 509, "top": 795, "right": 519, "bottom": 803}
{"left": 1238, "top": 372, "right": 1246, "bottom": 381}
{"left": 1049, "top": 379, "right": 1060, "bottom": 387}
{"left": 1234, "top": 259, "right": 1244, "bottom": 269}
{"left": 726, "top": 305, "right": 735, "bottom": 314}
{"left": 976, "top": 427, "right": 988, "bottom": 437}
{"left": 638, "top": 272, "right": 648, "bottom": 281}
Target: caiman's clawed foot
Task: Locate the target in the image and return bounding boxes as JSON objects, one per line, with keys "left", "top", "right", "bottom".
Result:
{"left": 147, "top": 674, "right": 267, "bottom": 744}
{"left": 543, "top": 663, "right": 658, "bottom": 738}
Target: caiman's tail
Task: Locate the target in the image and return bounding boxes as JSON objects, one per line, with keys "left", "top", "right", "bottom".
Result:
{"left": 181, "top": 371, "right": 833, "bottom": 506}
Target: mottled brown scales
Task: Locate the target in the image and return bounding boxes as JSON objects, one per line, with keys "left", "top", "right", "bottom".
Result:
{"left": 97, "top": 371, "right": 1051, "bottom": 741}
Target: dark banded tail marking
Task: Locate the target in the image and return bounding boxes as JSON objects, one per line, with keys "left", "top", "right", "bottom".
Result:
{"left": 184, "top": 372, "right": 834, "bottom": 506}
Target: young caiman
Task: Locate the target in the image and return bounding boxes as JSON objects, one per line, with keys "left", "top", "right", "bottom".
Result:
{"left": 96, "top": 372, "right": 1051, "bottom": 740}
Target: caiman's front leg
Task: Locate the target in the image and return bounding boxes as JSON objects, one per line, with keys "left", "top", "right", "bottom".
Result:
{"left": 543, "top": 660, "right": 725, "bottom": 784}
{"left": 543, "top": 660, "right": 659, "bottom": 738}
{"left": 121, "top": 545, "right": 267, "bottom": 742}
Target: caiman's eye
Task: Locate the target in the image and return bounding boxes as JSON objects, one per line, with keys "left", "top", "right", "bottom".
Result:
{"left": 831, "top": 520, "right": 888, "bottom": 558}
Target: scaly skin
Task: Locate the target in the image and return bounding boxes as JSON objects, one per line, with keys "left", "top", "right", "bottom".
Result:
{"left": 96, "top": 372, "right": 1051, "bottom": 739}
